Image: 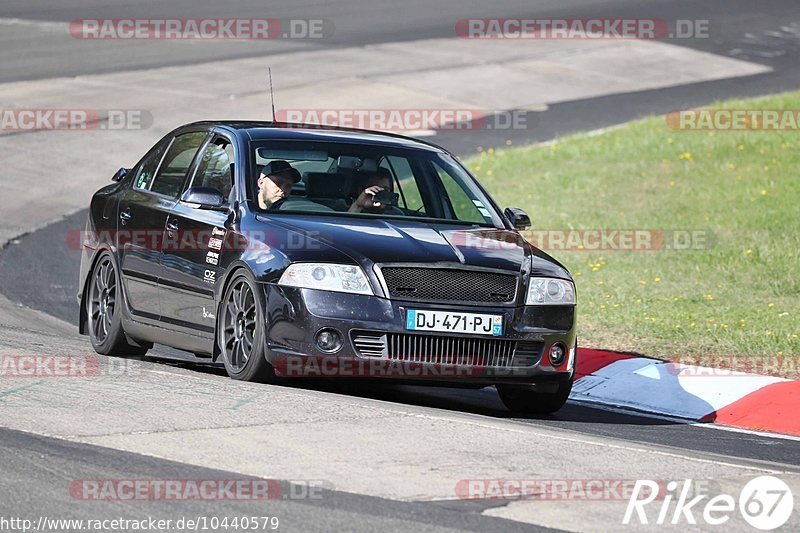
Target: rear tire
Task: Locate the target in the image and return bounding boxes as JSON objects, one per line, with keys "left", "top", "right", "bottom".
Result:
{"left": 218, "top": 271, "right": 275, "bottom": 383}
{"left": 86, "top": 252, "right": 150, "bottom": 356}
{"left": 497, "top": 379, "right": 573, "bottom": 414}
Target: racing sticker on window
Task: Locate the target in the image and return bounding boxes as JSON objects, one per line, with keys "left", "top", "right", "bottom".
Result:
{"left": 472, "top": 199, "right": 492, "bottom": 219}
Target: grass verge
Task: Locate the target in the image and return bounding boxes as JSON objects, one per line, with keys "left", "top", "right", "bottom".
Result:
{"left": 466, "top": 91, "right": 800, "bottom": 375}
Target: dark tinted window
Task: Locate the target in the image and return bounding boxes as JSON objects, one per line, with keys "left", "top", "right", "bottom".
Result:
{"left": 150, "top": 132, "right": 207, "bottom": 198}
{"left": 191, "top": 137, "right": 234, "bottom": 201}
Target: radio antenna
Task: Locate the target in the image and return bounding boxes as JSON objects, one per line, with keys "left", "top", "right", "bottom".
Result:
{"left": 268, "top": 67, "right": 276, "bottom": 122}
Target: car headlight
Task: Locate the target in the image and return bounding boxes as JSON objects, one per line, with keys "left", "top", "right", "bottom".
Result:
{"left": 526, "top": 277, "right": 576, "bottom": 305}
{"left": 278, "top": 263, "right": 373, "bottom": 295}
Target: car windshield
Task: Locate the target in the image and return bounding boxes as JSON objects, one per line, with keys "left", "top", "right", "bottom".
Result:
{"left": 250, "top": 140, "right": 503, "bottom": 227}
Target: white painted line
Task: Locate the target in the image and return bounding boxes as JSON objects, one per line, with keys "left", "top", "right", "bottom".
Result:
{"left": 0, "top": 18, "right": 68, "bottom": 31}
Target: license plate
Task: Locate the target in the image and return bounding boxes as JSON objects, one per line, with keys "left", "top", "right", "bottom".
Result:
{"left": 405, "top": 309, "right": 503, "bottom": 336}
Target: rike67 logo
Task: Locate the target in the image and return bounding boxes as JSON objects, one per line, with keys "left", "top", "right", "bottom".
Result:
{"left": 624, "top": 476, "right": 794, "bottom": 530}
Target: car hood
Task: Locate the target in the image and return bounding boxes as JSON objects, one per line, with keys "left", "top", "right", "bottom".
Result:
{"left": 255, "top": 214, "right": 571, "bottom": 279}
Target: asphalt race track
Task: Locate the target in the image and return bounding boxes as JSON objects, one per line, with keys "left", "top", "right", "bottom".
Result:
{"left": 1, "top": 1, "right": 799, "bottom": 531}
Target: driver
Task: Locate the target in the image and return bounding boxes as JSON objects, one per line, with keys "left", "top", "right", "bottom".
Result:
{"left": 257, "top": 160, "right": 301, "bottom": 209}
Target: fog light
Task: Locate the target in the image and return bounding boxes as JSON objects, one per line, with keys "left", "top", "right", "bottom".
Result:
{"left": 548, "top": 343, "right": 567, "bottom": 366}
{"left": 315, "top": 328, "right": 343, "bottom": 353}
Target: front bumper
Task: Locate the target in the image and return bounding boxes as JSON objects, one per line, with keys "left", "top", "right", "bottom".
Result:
{"left": 262, "top": 284, "right": 577, "bottom": 385}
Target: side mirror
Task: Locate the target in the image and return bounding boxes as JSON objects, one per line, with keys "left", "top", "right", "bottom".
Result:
{"left": 504, "top": 207, "right": 531, "bottom": 230}
{"left": 180, "top": 187, "right": 226, "bottom": 210}
{"left": 111, "top": 168, "right": 129, "bottom": 182}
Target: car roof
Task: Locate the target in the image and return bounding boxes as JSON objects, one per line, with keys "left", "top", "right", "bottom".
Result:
{"left": 182, "top": 121, "right": 447, "bottom": 153}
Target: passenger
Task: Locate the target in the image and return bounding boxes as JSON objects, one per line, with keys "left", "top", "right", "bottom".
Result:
{"left": 257, "top": 160, "right": 301, "bottom": 210}
{"left": 349, "top": 168, "right": 402, "bottom": 214}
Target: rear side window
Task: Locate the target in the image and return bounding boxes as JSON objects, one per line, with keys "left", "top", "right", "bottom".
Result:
{"left": 150, "top": 132, "right": 208, "bottom": 198}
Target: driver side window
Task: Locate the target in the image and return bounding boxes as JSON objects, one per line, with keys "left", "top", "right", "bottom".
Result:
{"left": 380, "top": 156, "right": 424, "bottom": 213}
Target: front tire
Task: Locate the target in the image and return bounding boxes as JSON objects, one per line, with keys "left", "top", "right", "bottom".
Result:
{"left": 86, "top": 252, "right": 149, "bottom": 356}
{"left": 497, "top": 379, "right": 573, "bottom": 414}
{"left": 218, "top": 271, "right": 275, "bottom": 383}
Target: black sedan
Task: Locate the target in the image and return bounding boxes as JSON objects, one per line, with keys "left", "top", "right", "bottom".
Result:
{"left": 77, "top": 121, "right": 577, "bottom": 413}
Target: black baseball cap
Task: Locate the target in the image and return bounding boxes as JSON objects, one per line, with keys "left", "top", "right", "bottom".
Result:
{"left": 260, "top": 160, "right": 301, "bottom": 183}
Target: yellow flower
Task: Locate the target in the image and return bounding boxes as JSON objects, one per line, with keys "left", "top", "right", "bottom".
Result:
{"left": 488, "top": 148, "right": 495, "bottom": 154}
{"left": 738, "top": 144, "right": 744, "bottom": 151}
{"left": 745, "top": 249, "right": 752, "bottom": 255}
{"left": 654, "top": 277, "right": 661, "bottom": 282}
{"left": 760, "top": 190, "right": 767, "bottom": 196}
{"left": 678, "top": 152, "right": 693, "bottom": 161}
{"left": 768, "top": 303, "right": 775, "bottom": 307}
{"left": 639, "top": 280, "right": 647, "bottom": 285}
{"left": 486, "top": 170, "right": 493, "bottom": 176}
{"left": 505, "top": 140, "right": 512, "bottom": 146}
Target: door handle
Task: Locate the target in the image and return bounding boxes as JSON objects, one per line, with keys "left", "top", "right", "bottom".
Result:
{"left": 166, "top": 219, "right": 179, "bottom": 238}
{"left": 119, "top": 208, "right": 132, "bottom": 225}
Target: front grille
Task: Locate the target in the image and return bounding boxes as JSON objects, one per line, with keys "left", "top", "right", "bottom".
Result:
{"left": 351, "top": 331, "right": 543, "bottom": 368}
{"left": 379, "top": 267, "right": 517, "bottom": 304}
